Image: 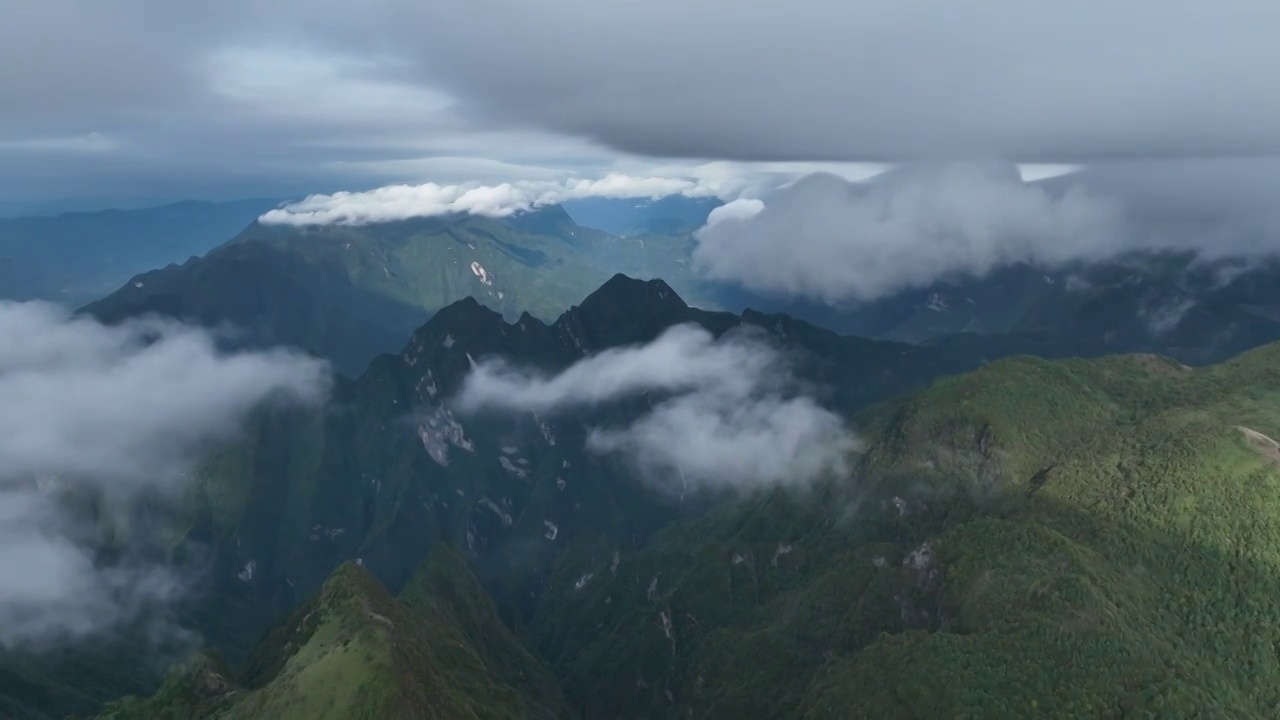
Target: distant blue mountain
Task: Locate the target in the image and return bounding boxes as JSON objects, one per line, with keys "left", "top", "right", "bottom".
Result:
{"left": 560, "top": 195, "right": 722, "bottom": 236}
{"left": 0, "top": 198, "right": 280, "bottom": 305}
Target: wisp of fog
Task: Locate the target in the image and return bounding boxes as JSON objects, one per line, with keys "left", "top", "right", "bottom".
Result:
{"left": 694, "top": 166, "right": 1127, "bottom": 303}
{"left": 455, "top": 323, "right": 855, "bottom": 495}
{"left": 0, "top": 301, "right": 330, "bottom": 649}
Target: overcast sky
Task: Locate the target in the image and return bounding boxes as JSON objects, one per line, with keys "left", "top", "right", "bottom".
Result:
{"left": 4, "top": 0, "right": 1278, "bottom": 209}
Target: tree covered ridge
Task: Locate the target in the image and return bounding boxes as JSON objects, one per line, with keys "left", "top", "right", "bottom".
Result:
{"left": 75, "top": 312, "right": 1280, "bottom": 719}
{"left": 530, "top": 345, "right": 1280, "bottom": 718}
{"left": 92, "top": 547, "right": 570, "bottom": 720}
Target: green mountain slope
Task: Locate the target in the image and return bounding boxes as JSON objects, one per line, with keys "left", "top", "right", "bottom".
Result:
{"left": 166, "top": 275, "right": 1001, "bottom": 664}
{"left": 1, "top": 277, "right": 888, "bottom": 719}
{"left": 73, "top": 195, "right": 1280, "bottom": 383}
{"left": 28, "top": 274, "right": 1280, "bottom": 718}
{"left": 717, "top": 251, "right": 1280, "bottom": 367}
{"left": 0, "top": 199, "right": 276, "bottom": 305}
{"left": 4, "top": 275, "right": 1013, "bottom": 720}
{"left": 78, "top": 238, "right": 429, "bottom": 377}
{"left": 82, "top": 208, "right": 709, "bottom": 376}
{"left": 529, "top": 345, "right": 1280, "bottom": 718}
{"left": 560, "top": 196, "right": 721, "bottom": 236}
{"left": 94, "top": 548, "right": 568, "bottom": 719}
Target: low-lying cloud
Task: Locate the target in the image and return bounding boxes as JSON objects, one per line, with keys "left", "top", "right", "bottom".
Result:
{"left": 455, "top": 323, "right": 855, "bottom": 494}
{"left": 0, "top": 302, "right": 330, "bottom": 648}
{"left": 259, "top": 173, "right": 718, "bottom": 225}
{"left": 255, "top": 161, "right": 899, "bottom": 226}
{"left": 693, "top": 165, "right": 1129, "bottom": 303}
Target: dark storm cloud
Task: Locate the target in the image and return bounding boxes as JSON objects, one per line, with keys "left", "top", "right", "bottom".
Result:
{"left": 0, "top": 1, "right": 619, "bottom": 204}
{"left": 395, "top": 0, "right": 1280, "bottom": 162}
{"left": 3, "top": 1, "right": 1279, "bottom": 204}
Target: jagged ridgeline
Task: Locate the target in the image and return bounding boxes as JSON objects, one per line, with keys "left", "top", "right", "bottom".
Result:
{"left": 80, "top": 207, "right": 706, "bottom": 376}
{"left": 95, "top": 548, "right": 569, "bottom": 719}
{"left": 75, "top": 198, "right": 1280, "bottom": 383}
{"left": 531, "top": 345, "right": 1280, "bottom": 718}
{"left": 30, "top": 275, "right": 1280, "bottom": 718}
{"left": 135, "top": 275, "right": 992, "bottom": 663}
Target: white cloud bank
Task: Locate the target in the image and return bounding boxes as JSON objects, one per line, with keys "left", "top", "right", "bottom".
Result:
{"left": 256, "top": 161, "right": 901, "bottom": 226}
{"left": 254, "top": 160, "right": 1087, "bottom": 229}
{"left": 260, "top": 173, "right": 717, "bottom": 225}
{"left": 694, "top": 166, "right": 1128, "bottom": 303}
{"left": 455, "top": 323, "right": 855, "bottom": 495}
{"left": 0, "top": 302, "right": 330, "bottom": 648}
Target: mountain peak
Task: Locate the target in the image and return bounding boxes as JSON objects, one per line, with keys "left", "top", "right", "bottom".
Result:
{"left": 507, "top": 204, "right": 579, "bottom": 235}
{"left": 407, "top": 296, "right": 505, "bottom": 346}
{"left": 579, "top": 274, "right": 687, "bottom": 314}
{"left": 553, "top": 275, "right": 691, "bottom": 350}
{"left": 427, "top": 294, "right": 501, "bottom": 322}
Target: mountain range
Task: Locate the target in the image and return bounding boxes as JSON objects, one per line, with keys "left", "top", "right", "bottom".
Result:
{"left": 82, "top": 205, "right": 709, "bottom": 375}
{"left": 531, "top": 336, "right": 1280, "bottom": 717}
{"left": 558, "top": 196, "right": 723, "bottom": 237}
{"left": 96, "top": 549, "right": 570, "bottom": 720}
{"left": 0, "top": 271, "right": 1274, "bottom": 717}
{"left": 75, "top": 193, "right": 1280, "bottom": 379}
{"left": 0, "top": 199, "right": 280, "bottom": 306}
{"left": 7, "top": 184, "right": 1280, "bottom": 717}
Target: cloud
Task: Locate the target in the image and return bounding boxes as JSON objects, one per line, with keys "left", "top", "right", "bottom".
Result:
{"left": 1060, "top": 158, "right": 1280, "bottom": 258}
{"left": 258, "top": 173, "right": 719, "bottom": 225}
{"left": 13, "top": 2, "right": 1280, "bottom": 171}
{"left": 0, "top": 131, "right": 119, "bottom": 153}
{"left": 691, "top": 158, "right": 1280, "bottom": 304}
{"left": 0, "top": 301, "right": 330, "bottom": 648}
{"left": 205, "top": 46, "right": 455, "bottom": 126}
{"left": 692, "top": 165, "right": 1131, "bottom": 303}
{"left": 455, "top": 323, "right": 855, "bottom": 494}
{"left": 0, "top": 489, "right": 189, "bottom": 649}
{"left": 5, "top": 1, "right": 1280, "bottom": 232}
{"left": 0, "top": 5, "right": 625, "bottom": 206}
{"left": 394, "top": 0, "right": 1280, "bottom": 163}
{"left": 703, "top": 198, "right": 764, "bottom": 229}
{"left": 257, "top": 160, "right": 901, "bottom": 225}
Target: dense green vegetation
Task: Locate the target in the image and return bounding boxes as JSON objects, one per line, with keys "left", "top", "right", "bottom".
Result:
{"left": 82, "top": 202, "right": 1280, "bottom": 382}
{"left": 11, "top": 276, "right": 1006, "bottom": 719}
{"left": 94, "top": 548, "right": 569, "bottom": 720}
{"left": 143, "top": 274, "right": 998, "bottom": 666}
{"left": 531, "top": 346, "right": 1280, "bottom": 717}
{"left": 719, "top": 251, "right": 1280, "bottom": 367}
{"left": 63, "top": 192, "right": 1280, "bottom": 384}
{"left": 83, "top": 208, "right": 711, "bottom": 375}
{"left": 15, "top": 273, "right": 1280, "bottom": 718}
{"left": 81, "top": 329, "right": 1280, "bottom": 718}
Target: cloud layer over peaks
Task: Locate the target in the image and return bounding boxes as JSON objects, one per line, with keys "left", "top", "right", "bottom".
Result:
{"left": 0, "top": 302, "right": 330, "bottom": 647}
{"left": 693, "top": 166, "right": 1130, "bottom": 303}
{"left": 258, "top": 161, "right": 899, "bottom": 226}
{"left": 455, "top": 324, "right": 855, "bottom": 494}
{"left": 259, "top": 173, "right": 718, "bottom": 225}
{"left": 4, "top": 2, "right": 1279, "bottom": 206}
